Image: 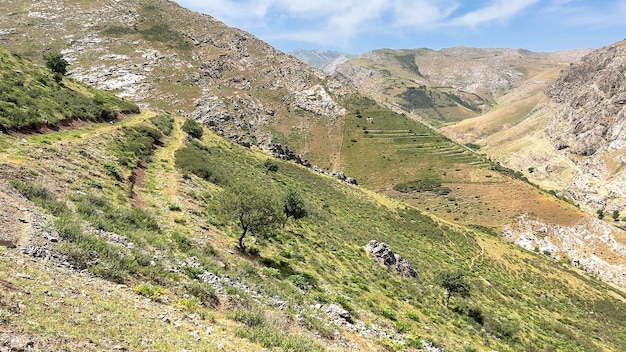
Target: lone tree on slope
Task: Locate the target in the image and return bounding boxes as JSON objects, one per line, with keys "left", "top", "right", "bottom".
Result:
{"left": 438, "top": 269, "right": 471, "bottom": 307}
{"left": 218, "top": 181, "right": 284, "bottom": 251}
{"left": 283, "top": 187, "right": 307, "bottom": 223}
{"left": 45, "top": 52, "right": 69, "bottom": 80}
{"left": 181, "top": 118, "right": 204, "bottom": 139}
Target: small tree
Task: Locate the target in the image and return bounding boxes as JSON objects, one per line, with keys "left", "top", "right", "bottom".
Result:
{"left": 612, "top": 210, "right": 620, "bottom": 221}
{"left": 218, "top": 181, "right": 283, "bottom": 251}
{"left": 263, "top": 159, "right": 278, "bottom": 173}
{"left": 438, "top": 270, "right": 471, "bottom": 307}
{"left": 45, "top": 52, "right": 69, "bottom": 76}
{"left": 182, "top": 119, "right": 204, "bottom": 139}
{"left": 597, "top": 209, "right": 605, "bottom": 220}
{"left": 283, "top": 188, "right": 307, "bottom": 222}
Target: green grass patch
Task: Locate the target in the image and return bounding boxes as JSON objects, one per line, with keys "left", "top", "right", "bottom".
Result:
{"left": 0, "top": 48, "right": 139, "bottom": 131}
{"left": 150, "top": 113, "right": 175, "bottom": 136}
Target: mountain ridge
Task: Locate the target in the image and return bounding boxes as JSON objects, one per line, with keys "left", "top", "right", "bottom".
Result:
{"left": 2, "top": 2, "right": 626, "bottom": 350}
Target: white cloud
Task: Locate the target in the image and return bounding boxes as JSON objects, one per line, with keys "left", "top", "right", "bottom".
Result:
{"left": 448, "top": 0, "right": 540, "bottom": 27}
{"left": 552, "top": 0, "right": 626, "bottom": 27}
{"left": 174, "top": 0, "right": 626, "bottom": 48}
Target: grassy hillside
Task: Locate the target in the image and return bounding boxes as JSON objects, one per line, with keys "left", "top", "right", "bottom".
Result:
{"left": 1, "top": 111, "right": 626, "bottom": 351}
{"left": 339, "top": 96, "right": 583, "bottom": 230}
{"left": 341, "top": 51, "right": 485, "bottom": 128}
{"left": 0, "top": 48, "right": 139, "bottom": 131}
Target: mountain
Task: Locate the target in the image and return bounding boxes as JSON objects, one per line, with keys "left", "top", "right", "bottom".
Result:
{"left": 446, "top": 40, "right": 626, "bottom": 215}
{"left": 290, "top": 49, "right": 357, "bottom": 74}
{"left": 328, "top": 47, "right": 590, "bottom": 128}
{"left": 2, "top": 1, "right": 626, "bottom": 350}
{"left": 0, "top": 0, "right": 355, "bottom": 170}
{"left": 2, "top": 49, "right": 626, "bottom": 352}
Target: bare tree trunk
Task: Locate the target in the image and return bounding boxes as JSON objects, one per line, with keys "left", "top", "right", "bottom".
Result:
{"left": 238, "top": 227, "right": 248, "bottom": 251}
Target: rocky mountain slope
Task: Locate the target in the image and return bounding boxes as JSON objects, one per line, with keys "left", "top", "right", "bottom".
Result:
{"left": 544, "top": 40, "right": 626, "bottom": 212}
{"left": 312, "top": 47, "right": 589, "bottom": 127}
{"left": 448, "top": 41, "right": 626, "bottom": 214}
{"left": 290, "top": 50, "right": 357, "bottom": 74}
{"left": 2, "top": 52, "right": 626, "bottom": 351}
{"left": 0, "top": 0, "right": 353, "bottom": 170}
{"left": 2, "top": 2, "right": 626, "bottom": 347}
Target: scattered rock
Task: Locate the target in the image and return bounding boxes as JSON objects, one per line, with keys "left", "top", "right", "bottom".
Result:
{"left": 364, "top": 240, "right": 418, "bottom": 279}
{"left": 8, "top": 336, "right": 34, "bottom": 352}
{"left": 323, "top": 304, "right": 352, "bottom": 324}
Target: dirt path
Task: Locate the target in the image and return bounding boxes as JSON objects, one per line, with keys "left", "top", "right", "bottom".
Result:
{"left": 141, "top": 117, "right": 188, "bottom": 224}
{"left": 469, "top": 235, "right": 486, "bottom": 269}
{"left": 0, "top": 112, "right": 154, "bottom": 165}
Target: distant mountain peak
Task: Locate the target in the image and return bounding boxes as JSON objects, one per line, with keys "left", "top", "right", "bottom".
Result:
{"left": 289, "top": 49, "right": 357, "bottom": 73}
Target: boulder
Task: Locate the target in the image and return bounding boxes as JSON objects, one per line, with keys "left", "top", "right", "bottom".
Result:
{"left": 364, "top": 240, "right": 418, "bottom": 279}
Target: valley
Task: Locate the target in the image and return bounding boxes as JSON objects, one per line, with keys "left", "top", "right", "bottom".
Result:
{"left": 0, "top": 1, "right": 626, "bottom": 351}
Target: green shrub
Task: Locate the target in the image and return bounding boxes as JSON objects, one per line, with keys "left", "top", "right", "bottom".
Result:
{"left": 172, "top": 232, "right": 193, "bottom": 253}
{"left": 406, "top": 335, "right": 422, "bottom": 348}
{"left": 290, "top": 272, "right": 317, "bottom": 290}
{"left": 182, "top": 119, "right": 203, "bottom": 139}
{"left": 231, "top": 308, "right": 266, "bottom": 327}
{"left": 264, "top": 159, "right": 278, "bottom": 173}
{"left": 381, "top": 306, "right": 397, "bottom": 321}
{"left": 168, "top": 203, "right": 182, "bottom": 211}
{"left": 150, "top": 113, "right": 174, "bottom": 136}
{"left": 283, "top": 188, "right": 307, "bottom": 222}
{"left": 44, "top": 52, "right": 69, "bottom": 76}
{"left": 185, "top": 282, "right": 220, "bottom": 308}
{"left": 395, "top": 320, "right": 411, "bottom": 333}
{"left": 181, "top": 266, "right": 204, "bottom": 279}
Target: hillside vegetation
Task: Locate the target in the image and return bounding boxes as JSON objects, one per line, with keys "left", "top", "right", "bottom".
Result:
{"left": 1, "top": 2, "right": 626, "bottom": 351}
{"left": 1, "top": 85, "right": 626, "bottom": 350}
{"left": 0, "top": 48, "right": 138, "bottom": 132}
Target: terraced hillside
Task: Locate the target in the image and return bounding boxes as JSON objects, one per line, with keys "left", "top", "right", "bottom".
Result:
{"left": 340, "top": 97, "right": 581, "bottom": 228}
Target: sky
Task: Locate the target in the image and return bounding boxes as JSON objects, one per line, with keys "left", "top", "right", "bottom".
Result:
{"left": 175, "top": 0, "right": 626, "bottom": 54}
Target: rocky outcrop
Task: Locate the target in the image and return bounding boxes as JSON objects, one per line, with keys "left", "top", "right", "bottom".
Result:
{"left": 546, "top": 43, "right": 626, "bottom": 156}
{"left": 268, "top": 143, "right": 311, "bottom": 167}
{"left": 544, "top": 41, "right": 626, "bottom": 212}
{"left": 504, "top": 214, "right": 626, "bottom": 287}
{"left": 364, "top": 240, "right": 418, "bottom": 279}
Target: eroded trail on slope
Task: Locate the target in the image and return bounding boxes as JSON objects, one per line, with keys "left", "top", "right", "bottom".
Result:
{"left": 140, "top": 117, "right": 189, "bottom": 226}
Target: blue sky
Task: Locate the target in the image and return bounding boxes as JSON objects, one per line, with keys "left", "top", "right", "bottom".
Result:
{"left": 176, "top": 0, "right": 626, "bottom": 54}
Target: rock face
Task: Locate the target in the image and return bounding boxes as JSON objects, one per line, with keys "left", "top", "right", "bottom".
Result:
{"left": 504, "top": 214, "right": 626, "bottom": 287}
{"left": 544, "top": 41, "right": 626, "bottom": 212}
{"left": 364, "top": 240, "right": 418, "bottom": 279}
{"left": 546, "top": 43, "right": 626, "bottom": 156}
